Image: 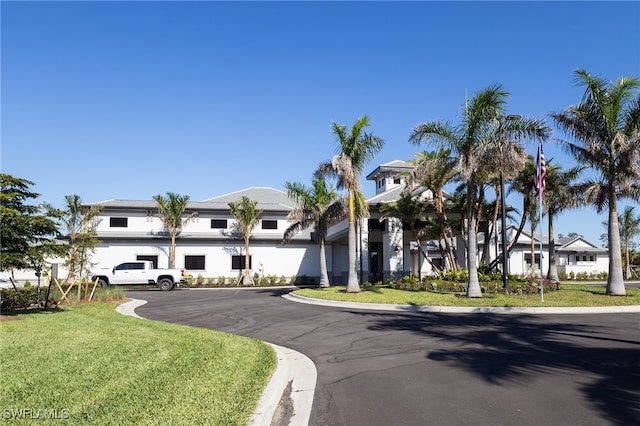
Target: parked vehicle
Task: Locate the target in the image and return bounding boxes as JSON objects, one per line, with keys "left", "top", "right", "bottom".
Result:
{"left": 91, "top": 261, "right": 186, "bottom": 291}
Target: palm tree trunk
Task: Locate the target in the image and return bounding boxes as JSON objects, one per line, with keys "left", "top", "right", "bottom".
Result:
{"left": 434, "top": 190, "right": 459, "bottom": 270}
{"left": 319, "top": 239, "right": 330, "bottom": 288}
{"left": 607, "top": 198, "right": 625, "bottom": 295}
{"left": 547, "top": 213, "right": 559, "bottom": 283}
{"left": 466, "top": 180, "right": 482, "bottom": 298}
{"left": 244, "top": 237, "right": 253, "bottom": 286}
{"left": 170, "top": 233, "right": 176, "bottom": 269}
{"left": 346, "top": 191, "right": 359, "bottom": 293}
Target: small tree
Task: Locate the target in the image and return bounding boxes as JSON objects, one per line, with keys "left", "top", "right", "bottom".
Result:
{"left": 228, "top": 196, "right": 264, "bottom": 285}
{"left": 153, "top": 192, "right": 197, "bottom": 269}
{"left": 0, "top": 174, "right": 63, "bottom": 280}
{"left": 61, "top": 195, "right": 101, "bottom": 285}
{"left": 618, "top": 206, "right": 640, "bottom": 279}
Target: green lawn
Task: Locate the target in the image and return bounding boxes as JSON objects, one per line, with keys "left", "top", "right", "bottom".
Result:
{"left": 0, "top": 303, "right": 276, "bottom": 425}
{"left": 294, "top": 284, "right": 640, "bottom": 307}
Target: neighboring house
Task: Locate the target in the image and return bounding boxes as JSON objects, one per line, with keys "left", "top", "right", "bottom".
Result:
{"left": 5, "top": 161, "right": 609, "bottom": 284}
{"left": 479, "top": 226, "right": 609, "bottom": 277}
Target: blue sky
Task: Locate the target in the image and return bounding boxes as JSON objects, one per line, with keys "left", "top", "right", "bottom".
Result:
{"left": 2, "top": 1, "right": 639, "bottom": 246}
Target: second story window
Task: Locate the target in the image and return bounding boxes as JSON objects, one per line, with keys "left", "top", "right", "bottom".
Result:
{"left": 211, "top": 219, "right": 228, "bottom": 229}
{"left": 262, "top": 220, "right": 277, "bottom": 230}
{"left": 110, "top": 217, "right": 128, "bottom": 228}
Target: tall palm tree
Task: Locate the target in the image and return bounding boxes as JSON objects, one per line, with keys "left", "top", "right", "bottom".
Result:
{"left": 551, "top": 69, "right": 640, "bottom": 295}
{"left": 283, "top": 177, "right": 346, "bottom": 287}
{"left": 618, "top": 206, "right": 640, "bottom": 279}
{"left": 410, "top": 85, "right": 549, "bottom": 297}
{"left": 317, "top": 115, "right": 384, "bottom": 293}
{"left": 153, "top": 192, "right": 196, "bottom": 269}
{"left": 407, "top": 149, "right": 460, "bottom": 270}
{"left": 228, "top": 196, "right": 264, "bottom": 285}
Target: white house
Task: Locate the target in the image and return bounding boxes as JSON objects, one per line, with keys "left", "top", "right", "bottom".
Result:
{"left": 5, "top": 161, "right": 609, "bottom": 284}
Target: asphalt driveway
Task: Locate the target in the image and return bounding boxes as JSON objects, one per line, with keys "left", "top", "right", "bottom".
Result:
{"left": 132, "top": 287, "right": 640, "bottom": 426}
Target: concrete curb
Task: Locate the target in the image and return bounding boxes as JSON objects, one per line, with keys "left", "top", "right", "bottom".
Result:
{"left": 249, "top": 344, "right": 317, "bottom": 426}
{"left": 283, "top": 292, "right": 640, "bottom": 314}
{"left": 116, "top": 298, "right": 317, "bottom": 426}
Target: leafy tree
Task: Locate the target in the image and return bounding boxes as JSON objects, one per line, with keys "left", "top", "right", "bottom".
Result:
{"left": 317, "top": 115, "right": 384, "bottom": 293}
{"left": 153, "top": 192, "right": 197, "bottom": 269}
{"left": 618, "top": 206, "right": 640, "bottom": 279}
{"left": 283, "top": 176, "right": 346, "bottom": 287}
{"left": 228, "top": 196, "right": 264, "bottom": 285}
{"left": 551, "top": 69, "right": 640, "bottom": 295}
{"left": 0, "top": 174, "right": 63, "bottom": 280}
{"left": 410, "top": 85, "right": 549, "bottom": 297}
{"left": 60, "top": 195, "right": 101, "bottom": 285}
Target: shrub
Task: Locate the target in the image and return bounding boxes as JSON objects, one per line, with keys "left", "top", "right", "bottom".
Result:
{"left": 1, "top": 286, "right": 59, "bottom": 310}
{"left": 217, "top": 276, "right": 227, "bottom": 286}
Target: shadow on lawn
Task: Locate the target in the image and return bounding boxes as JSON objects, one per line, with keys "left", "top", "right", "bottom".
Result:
{"left": 354, "top": 311, "right": 640, "bottom": 426}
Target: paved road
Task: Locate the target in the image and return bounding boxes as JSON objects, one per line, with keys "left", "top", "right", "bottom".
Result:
{"left": 132, "top": 288, "right": 640, "bottom": 426}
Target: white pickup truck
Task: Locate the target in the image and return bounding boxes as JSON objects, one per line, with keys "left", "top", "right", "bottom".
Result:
{"left": 92, "top": 261, "right": 187, "bottom": 291}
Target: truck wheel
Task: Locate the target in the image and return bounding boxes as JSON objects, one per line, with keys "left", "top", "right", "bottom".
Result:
{"left": 158, "top": 278, "right": 174, "bottom": 291}
{"left": 98, "top": 278, "right": 109, "bottom": 288}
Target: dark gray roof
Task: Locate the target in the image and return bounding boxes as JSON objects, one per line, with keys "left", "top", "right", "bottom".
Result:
{"left": 202, "top": 187, "right": 295, "bottom": 211}
{"left": 366, "top": 160, "right": 413, "bottom": 180}
{"left": 89, "top": 187, "right": 296, "bottom": 212}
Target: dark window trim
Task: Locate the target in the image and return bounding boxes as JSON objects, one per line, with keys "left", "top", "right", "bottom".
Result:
{"left": 262, "top": 220, "right": 278, "bottom": 230}
{"left": 231, "top": 255, "right": 252, "bottom": 270}
{"left": 110, "top": 217, "right": 128, "bottom": 228}
{"left": 185, "top": 255, "right": 206, "bottom": 270}
{"left": 211, "top": 219, "right": 228, "bottom": 229}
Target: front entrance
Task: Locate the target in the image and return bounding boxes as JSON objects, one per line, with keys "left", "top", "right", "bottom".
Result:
{"left": 369, "top": 242, "right": 383, "bottom": 283}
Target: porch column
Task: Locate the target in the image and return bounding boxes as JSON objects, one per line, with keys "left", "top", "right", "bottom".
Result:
{"left": 357, "top": 219, "right": 370, "bottom": 284}
{"left": 383, "top": 217, "right": 404, "bottom": 280}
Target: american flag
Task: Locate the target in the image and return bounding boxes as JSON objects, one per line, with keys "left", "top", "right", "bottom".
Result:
{"left": 534, "top": 144, "right": 546, "bottom": 197}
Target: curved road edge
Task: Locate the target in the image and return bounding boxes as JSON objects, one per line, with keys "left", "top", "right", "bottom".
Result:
{"left": 116, "top": 298, "right": 317, "bottom": 426}
{"left": 283, "top": 292, "right": 640, "bottom": 314}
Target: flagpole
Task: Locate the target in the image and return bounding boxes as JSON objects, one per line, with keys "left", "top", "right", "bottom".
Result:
{"left": 537, "top": 142, "right": 544, "bottom": 303}
{"left": 539, "top": 175, "right": 544, "bottom": 302}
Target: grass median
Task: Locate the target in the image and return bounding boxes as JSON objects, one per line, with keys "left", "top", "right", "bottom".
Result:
{"left": 0, "top": 302, "right": 276, "bottom": 425}
{"left": 293, "top": 284, "right": 640, "bottom": 307}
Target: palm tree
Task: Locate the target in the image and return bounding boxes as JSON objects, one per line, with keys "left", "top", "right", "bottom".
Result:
{"left": 407, "top": 149, "right": 460, "bottom": 270}
{"left": 228, "top": 196, "right": 264, "bottom": 285}
{"left": 153, "top": 192, "right": 196, "bottom": 269}
{"left": 283, "top": 177, "right": 346, "bottom": 287}
{"left": 317, "top": 116, "right": 384, "bottom": 293}
{"left": 551, "top": 69, "right": 640, "bottom": 295}
{"left": 378, "top": 192, "right": 439, "bottom": 276}
{"left": 543, "top": 162, "right": 582, "bottom": 282}
{"left": 410, "top": 85, "right": 549, "bottom": 297}
{"left": 618, "top": 206, "right": 640, "bottom": 279}
{"left": 61, "top": 194, "right": 101, "bottom": 286}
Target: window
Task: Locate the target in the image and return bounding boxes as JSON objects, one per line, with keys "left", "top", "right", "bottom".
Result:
{"left": 136, "top": 255, "right": 158, "bottom": 269}
{"left": 589, "top": 255, "right": 595, "bottom": 262}
{"left": 211, "top": 219, "right": 227, "bottom": 229}
{"left": 110, "top": 217, "right": 128, "bottom": 227}
{"left": 262, "top": 220, "right": 278, "bottom": 230}
{"left": 524, "top": 253, "right": 541, "bottom": 269}
{"left": 185, "top": 255, "right": 205, "bottom": 270}
{"left": 393, "top": 178, "right": 401, "bottom": 185}
{"left": 115, "top": 262, "right": 143, "bottom": 271}
{"left": 368, "top": 218, "right": 385, "bottom": 232}
{"left": 232, "top": 255, "right": 251, "bottom": 270}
